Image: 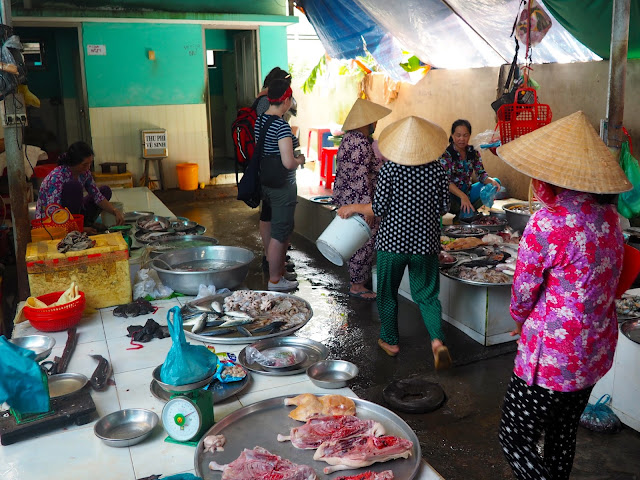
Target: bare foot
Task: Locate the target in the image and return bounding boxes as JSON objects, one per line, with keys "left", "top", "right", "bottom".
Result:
{"left": 350, "top": 283, "right": 376, "bottom": 300}
{"left": 378, "top": 339, "right": 399, "bottom": 356}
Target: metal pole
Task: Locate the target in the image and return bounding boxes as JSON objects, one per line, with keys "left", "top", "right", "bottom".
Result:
{"left": 606, "top": 0, "right": 631, "bottom": 149}
{"left": 1, "top": 0, "right": 31, "bottom": 300}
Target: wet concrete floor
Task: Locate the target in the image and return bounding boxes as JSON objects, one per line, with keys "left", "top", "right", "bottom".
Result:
{"left": 164, "top": 193, "right": 640, "bottom": 480}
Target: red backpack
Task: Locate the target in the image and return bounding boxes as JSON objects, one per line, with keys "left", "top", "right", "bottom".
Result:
{"left": 231, "top": 95, "right": 264, "bottom": 185}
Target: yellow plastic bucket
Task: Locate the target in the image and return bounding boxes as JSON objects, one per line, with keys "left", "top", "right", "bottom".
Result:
{"left": 176, "top": 163, "right": 199, "bottom": 191}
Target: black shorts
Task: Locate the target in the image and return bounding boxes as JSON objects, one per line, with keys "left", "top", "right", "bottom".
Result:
{"left": 260, "top": 199, "right": 272, "bottom": 222}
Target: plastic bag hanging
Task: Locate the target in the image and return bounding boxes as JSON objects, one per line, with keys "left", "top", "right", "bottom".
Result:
{"left": 516, "top": 0, "right": 552, "bottom": 47}
{"left": 160, "top": 306, "right": 218, "bottom": 386}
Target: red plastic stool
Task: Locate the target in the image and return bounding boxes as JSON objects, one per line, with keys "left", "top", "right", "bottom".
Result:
{"left": 307, "top": 127, "right": 331, "bottom": 161}
{"left": 319, "top": 146, "right": 339, "bottom": 189}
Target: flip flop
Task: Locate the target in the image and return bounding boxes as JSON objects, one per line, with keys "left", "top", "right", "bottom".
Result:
{"left": 348, "top": 290, "right": 376, "bottom": 301}
{"left": 434, "top": 345, "right": 452, "bottom": 370}
{"left": 378, "top": 339, "right": 399, "bottom": 357}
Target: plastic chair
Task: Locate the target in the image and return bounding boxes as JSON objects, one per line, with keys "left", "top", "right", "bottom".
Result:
{"left": 616, "top": 244, "right": 640, "bottom": 298}
{"left": 319, "top": 146, "right": 339, "bottom": 189}
{"left": 307, "top": 127, "right": 331, "bottom": 161}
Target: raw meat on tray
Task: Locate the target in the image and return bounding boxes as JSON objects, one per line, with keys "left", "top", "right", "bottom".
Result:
{"left": 314, "top": 435, "right": 413, "bottom": 474}
{"left": 277, "top": 415, "right": 385, "bottom": 449}
{"left": 285, "top": 394, "right": 356, "bottom": 421}
{"left": 209, "top": 446, "right": 316, "bottom": 480}
{"left": 335, "top": 471, "right": 394, "bottom": 480}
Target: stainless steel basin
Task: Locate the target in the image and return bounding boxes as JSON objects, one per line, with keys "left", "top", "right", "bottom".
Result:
{"left": 152, "top": 246, "right": 255, "bottom": 294}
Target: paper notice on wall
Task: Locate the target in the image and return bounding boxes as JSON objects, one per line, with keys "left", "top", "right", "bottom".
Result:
{"left": 87, "top": 45, "right": 107, "bottom": 56}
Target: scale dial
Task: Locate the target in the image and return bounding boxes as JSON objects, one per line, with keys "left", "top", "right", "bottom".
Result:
{"left": 162, "top": 396, "right": 202, "bottom": 442}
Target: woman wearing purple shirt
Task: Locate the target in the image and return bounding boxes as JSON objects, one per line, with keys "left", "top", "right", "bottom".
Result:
{"left": 36, "top": 141, "right": 125, "bottom": 233}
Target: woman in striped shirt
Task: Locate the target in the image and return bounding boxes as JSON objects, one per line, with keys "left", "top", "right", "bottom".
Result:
{"left": 254, "top": 79, "right": 305, "bottom": 291}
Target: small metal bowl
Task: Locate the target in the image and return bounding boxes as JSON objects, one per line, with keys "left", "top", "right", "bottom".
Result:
{"left": 9, "top": 335, "right": 56, "bottom": 362}
{"left": 94, "top": 409, "right": 159, "bottom": 447}
{"left": 48, "top": 373, "right": 88, "bottom": 398}
{"left": 170, "top": 220, "right": 198, "bottom": 232}
{"left": 257, "top": 347, "right": 308, "bottom": 371}
{"left": 621, "top": 320, "right": 640, "bottom": 345}
{"left": 307, "top": 360, "right": 359, "bottom": 389}
{"left": 152, "top": 365, "right": 214, "bottom": 393}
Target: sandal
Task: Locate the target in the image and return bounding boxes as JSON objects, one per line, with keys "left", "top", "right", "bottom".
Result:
{"left": 378, "top": 339, "right": 399, "bottom": 357}
{"left": 434, "top": 345, "right": 452, "bottom": 370}
{"left": 348, "top": 289, "right": 376, "bottom": 301}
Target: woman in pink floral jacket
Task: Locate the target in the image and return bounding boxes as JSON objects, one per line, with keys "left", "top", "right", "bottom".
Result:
{"left": 495, "top": 111, "right": 632, "bottom": 480}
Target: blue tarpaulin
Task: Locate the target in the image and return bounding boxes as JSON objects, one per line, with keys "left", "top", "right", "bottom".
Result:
{"left": 300, "top": 0, "right": 600, "bottom": 70}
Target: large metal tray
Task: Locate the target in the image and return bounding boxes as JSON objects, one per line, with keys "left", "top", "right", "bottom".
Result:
{"left": 194, "top": 395, "right": 421, "bottom": 480}
{"left": 134, "top": 225, "right": 206, "bottom": 244}
{"left": 184, "top": 292, "right": 314, "bottom": 345}
{"left": 147, "top": 235, "right": 219, "bottom": 258}
{"left": 238, "top": 337, "right": 329, "bottom": 376}
{"left": 442, "top": 224, "right": 488, "bottom": 238}
{"left": 440, "top": 268, "right": 512, "bottom": 287}
{"left": 150, "top": 372, "right": 250, "bottom": 404}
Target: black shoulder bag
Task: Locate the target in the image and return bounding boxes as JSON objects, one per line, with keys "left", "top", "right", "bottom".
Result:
{"left": 237, "top": 116, "right": 277, "bottom": 208}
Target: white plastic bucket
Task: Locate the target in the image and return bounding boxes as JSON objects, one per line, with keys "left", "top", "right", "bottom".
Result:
{"left": 316, "top": 215, "right": 372, "bottom": 266}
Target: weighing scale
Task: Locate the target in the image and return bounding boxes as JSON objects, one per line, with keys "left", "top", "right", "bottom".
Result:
{"left": 154, "top": 367, "right": 215, "bottom": 447}
{"left": 0, "top": 337, "right": 96, "bottom": 445}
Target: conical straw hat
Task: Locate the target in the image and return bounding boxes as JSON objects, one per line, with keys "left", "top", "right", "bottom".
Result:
{"left": 378, "top": 116, "right": 448, "bottom": 166}
{"left": 342, "top": 98, "right": 391, "bottom": 131}
{"left": 497, "top": 111, "right": 631, "bottom": 194}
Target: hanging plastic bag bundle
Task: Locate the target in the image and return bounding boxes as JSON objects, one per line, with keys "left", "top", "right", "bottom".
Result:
{"left": 0, "top": 336, "right": 50, "bottom": 414}
{"left": 618, "top": 141, "right": 640, "bottom": 219}
{"left": 579, "top": 394, "right": 621, "bottom": 433}
{"left": 160, "top": 306, "right": 218, "bottom": 386}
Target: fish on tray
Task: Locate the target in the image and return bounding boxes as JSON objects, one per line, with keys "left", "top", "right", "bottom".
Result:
{"left": 314, "top": 435, "right": 413, "bottom": 474}
{"left": 277, "top": 415, "right": 385, "bottom": 449}
{"left": 209, "top": 446, "right": 316, "bottom": 480}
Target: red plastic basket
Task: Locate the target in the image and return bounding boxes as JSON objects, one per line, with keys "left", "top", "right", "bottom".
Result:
{"left": 23, "top": 291, "right": 86, "bottom": 332}
{"left": 30, "top": 214, "right": 84, "bottom": 234}
{"left": 497, "top": 87, "right": 552, "bottom": 145}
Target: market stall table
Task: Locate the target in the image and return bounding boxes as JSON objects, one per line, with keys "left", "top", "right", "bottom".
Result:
{"left": 3, "top": 187, "right": 444, "bottom": 479}
{"left": 4, "top": 299, "right": 443, "bottom": 479}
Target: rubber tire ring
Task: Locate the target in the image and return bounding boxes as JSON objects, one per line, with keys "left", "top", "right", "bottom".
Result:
{"left": 383, "top": 377, "right": 446, "bottom": 414}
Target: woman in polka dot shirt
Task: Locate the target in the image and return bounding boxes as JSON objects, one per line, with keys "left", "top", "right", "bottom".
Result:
{"left": 338, "top": 115, "right": 452, "bottom": 369}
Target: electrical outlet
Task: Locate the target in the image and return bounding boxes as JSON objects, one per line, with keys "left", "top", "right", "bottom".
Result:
{"left": 16, "top": 113, "right": 27, "bottom": 125}
{"left": 4, "top": 114, "right": 15, "bottom": 126}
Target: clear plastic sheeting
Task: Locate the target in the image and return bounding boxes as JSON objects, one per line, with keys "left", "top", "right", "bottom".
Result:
{"left": 301, "top": 0, "right": 411, "bottom": 81}
{"left": 302, "top": 0, "right": 600, "bottom": 70}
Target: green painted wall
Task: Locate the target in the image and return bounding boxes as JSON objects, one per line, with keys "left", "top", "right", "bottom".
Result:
{"left": 25, "top": 0, "right": 287, "bottom": 15}
{"left": 82, "top": 23, "right": 206, "bottom": 107}
{"left": 55, "top": 29, "right": 79, "bottom": 99}
{"left": 258, "top": 25, "right": 289, "bottom": 86}
{"left": 205, "top": 29, "right": 233, "bottom": 51}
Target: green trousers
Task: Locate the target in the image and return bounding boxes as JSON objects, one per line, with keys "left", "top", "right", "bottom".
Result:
{"left": 376, "top": 250, "right": 445, "bottom": 345}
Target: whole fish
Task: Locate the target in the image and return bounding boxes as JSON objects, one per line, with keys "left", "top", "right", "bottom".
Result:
{"left": 205, "top": 319, "right": 225, "bottom": 328}
{"left": 224, "top": 311, "right": 253, "bottom": 320}
{"left": 252, "top": 320, "right": 286, "bottom": 334}
{"left": 236, "top": 326, "right": 252, "bottom": 337}
{"left": 199, "top": 327, "right": 236, "bottom": 337}
{"left": 191, "top": 313, "right": 208, "bottom": 334}
{"left": 89, "top": 354, "right": 112, "bottom": 391}
{"left": 211, "top": 301, "right": 223, "bottom": 313}
{"left": 218, "top": 317, "right": 253, "bottom": 328}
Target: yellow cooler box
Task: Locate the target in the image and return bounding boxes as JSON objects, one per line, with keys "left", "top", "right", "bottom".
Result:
{"left": 26, "top": 233, "right": 132, "bottom": 309}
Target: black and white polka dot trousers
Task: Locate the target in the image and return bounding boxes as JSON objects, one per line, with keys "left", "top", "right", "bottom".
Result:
{"left": 499, "top": 374, "right": 592, "bottom": 480}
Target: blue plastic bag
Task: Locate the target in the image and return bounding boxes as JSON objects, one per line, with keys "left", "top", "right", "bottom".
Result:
{"left": 0, "top": 336, "right": 50, "bottom": 414}
{"left": 212, "top": 359, "right": 246, "bottom": 384}
{"left": 480, "top": 184, "right": 498, "bottom": 208}
{"left": 161, "top": 474, "right": 202, "bottom": 480}
{"left": 160, "top": 307, "right": 218, "bottom": 386}
{"left": 579, "top": 394, "right": 621, "bottom": 433}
